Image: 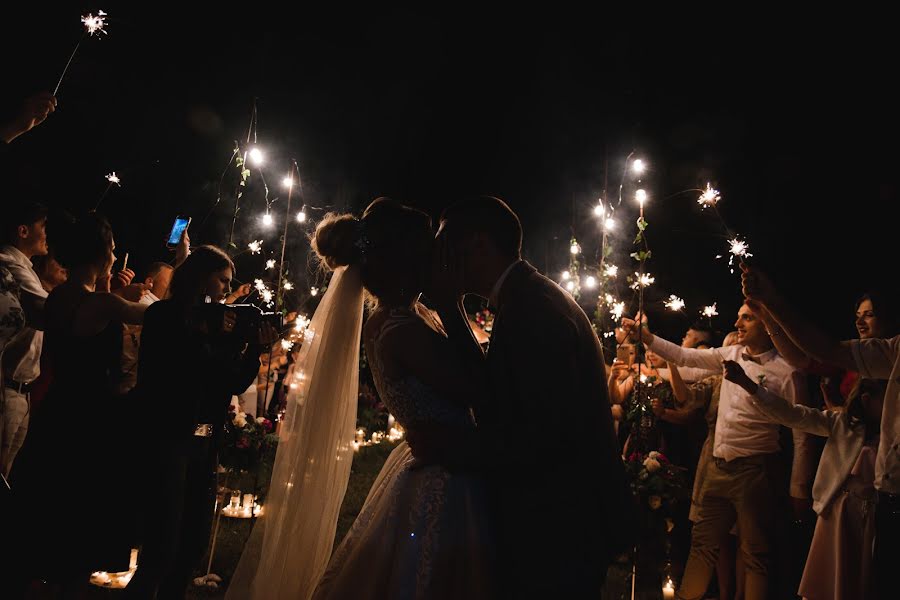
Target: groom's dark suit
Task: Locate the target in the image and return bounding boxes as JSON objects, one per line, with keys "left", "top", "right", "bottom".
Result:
{"left": 480, "top": 261, "right": 629, "bottom": 596}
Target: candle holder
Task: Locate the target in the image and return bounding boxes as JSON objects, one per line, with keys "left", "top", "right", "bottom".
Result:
{"left": 89, "top": 548, "right": 139, "bottom": 589}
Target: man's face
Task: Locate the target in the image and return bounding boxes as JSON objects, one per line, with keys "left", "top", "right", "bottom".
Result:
{"left": 734, "top": 303, "right": 768, "bottom": 348}
{"left": 22, "top": 218, "right": 49, "bottom": 258}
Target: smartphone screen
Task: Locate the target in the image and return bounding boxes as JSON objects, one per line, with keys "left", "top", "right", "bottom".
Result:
{"left": 167, "top": 217, "right": 190, "bottom": 246}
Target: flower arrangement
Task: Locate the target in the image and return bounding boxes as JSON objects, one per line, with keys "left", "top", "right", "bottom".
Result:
{"left": 221, "top": 407, "right": 277, "bottom": 472}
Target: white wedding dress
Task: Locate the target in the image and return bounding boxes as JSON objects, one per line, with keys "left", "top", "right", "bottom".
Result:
{"left": 312, "top": 307, "right": 495, "bottom": 600}
{"left": 227, "top": 269, "right": 494, "bottom": 600}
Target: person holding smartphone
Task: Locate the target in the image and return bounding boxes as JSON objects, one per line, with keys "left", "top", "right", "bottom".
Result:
{"left": 127, "top": 245, "right": 277, "bottom": 599}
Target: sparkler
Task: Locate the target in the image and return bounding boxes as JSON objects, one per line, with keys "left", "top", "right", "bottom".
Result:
{"left": 54, "top": 11, "right": 110, "bottom": 96}
{"left": 664, "top": 295, "right": 685, "bottom": 311}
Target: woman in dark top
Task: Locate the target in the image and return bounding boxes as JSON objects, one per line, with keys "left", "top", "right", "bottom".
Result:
{"left": 10, "top": 213, "right": 147, "bottom": 593}
{"left": 127, "top": 245, "right": 274, "bottom": 600}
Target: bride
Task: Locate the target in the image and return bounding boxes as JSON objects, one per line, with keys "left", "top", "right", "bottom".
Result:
{"left": 227, "top": 197, "right": 495, "bottom": 599}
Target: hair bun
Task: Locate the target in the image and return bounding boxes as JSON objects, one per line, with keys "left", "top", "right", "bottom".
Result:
{"left": 311, "top": 213, "right": 360, "bottom": 270}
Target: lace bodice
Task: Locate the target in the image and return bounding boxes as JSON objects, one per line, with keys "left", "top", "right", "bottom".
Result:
{"left": 368, "top": 308, "right": 475, "bottom": 431}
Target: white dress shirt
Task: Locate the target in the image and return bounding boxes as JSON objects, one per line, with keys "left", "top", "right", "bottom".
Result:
{"left": 850, "top": 335, "right": 900, "bottom": 494}
{"left": 649, "top": 335, "right": 816, "bottom": 498}
{"left": 0, "top": 245, "right": 47, "bottom": 383}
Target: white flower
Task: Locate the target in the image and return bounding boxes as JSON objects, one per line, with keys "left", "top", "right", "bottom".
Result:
{"left": 643, "top": 457, "right": 661, "bottom": 473}
{"left": 256, "top": 417, "right": 266, "bottom": 425}
{"left": 648, "top": 450, "right": 660, "bottom": 460}
{"left": 233, "top": 413, "right": 247, "bottom": 428}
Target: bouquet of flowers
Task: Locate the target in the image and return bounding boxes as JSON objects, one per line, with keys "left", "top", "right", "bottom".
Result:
{"left": 220, "top": 406, "right": 277, "bottom": 472}
{"left": 623, "top": 450, "right": 686, "bottom": 522}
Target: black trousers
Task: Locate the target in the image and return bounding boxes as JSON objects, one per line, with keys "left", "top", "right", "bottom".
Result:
{"left": 126, "top": 436, "right": 217, "bottom": 600}
{"left": 875, "top": 491, "right": 900, "bottom": 600}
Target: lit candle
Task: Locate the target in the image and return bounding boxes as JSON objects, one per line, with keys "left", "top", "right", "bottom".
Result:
{"left": 243, "top": 493, "right": 254, "bottom": 510}
{"left": 253, "top": 504, "right": 263, "bottom": 517}
{"left": 662, "top": 579, "right": 676, "bottom": 600}
{"left": 387, "top": 414, "right": 396, "bottom": 428}
{"left": 129, "top": 548, "right": 138, "bottom": 570}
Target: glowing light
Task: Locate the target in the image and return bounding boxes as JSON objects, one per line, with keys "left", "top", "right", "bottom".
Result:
{"left": 585, "top": 276, "right": 597, "bottom": 289}
{"left": 698, "top": 183, "right": 720, "bottom": 209}
{"left": 635, "top": 189, "right": 648, "bottom": 206}
{"left": 562, "top": 271, "right": 571, "bottom": 281}
{"left": 726, "top": 237, "right": 753, "bottom": 273}
{"left": 281, "top": 339, "right": 293, "bottom": 351}
{"left": 282, "top": 176, "right": 294, "bottom": 189}
{"left": 262, "top": 289, "right": 274, "bottom": 304}
{"left": 631, "top": 272, "right": 655, "bottom": 289}
{"left": 310, "top": 287, "right": 319, "bottom": 297}
{"left": 248, "top": 147, "right": 264, "bottom": 165}
{"left": 604, "top": 218, "right": 616, "bottom": 231}
{"left": 266, "top": 259, "right": 276, "bottom": 270}
{"left": 570, "top": 242, "right": 580, "bottom": 255}
{"left": 296, "top": 209, "right": 307, "bottom": 223}
{"left": 105, "top": 172, "right": 120, "bottom": 186}
{"left": 283, "top": 281, "right": 294, "bottom": 291}
{"left": 565, "top": 281, "right": 576, "bottom": 292}
{"left": 248, "top": 240, "right": 262, "bottom": 254}
{"left": 262, "top": 213, "right": 274, "bottom": 227}
{"left": 632, "top": 158, "right": 646, "bottom": 174}
{"left": 664, "top": 295, "right": 685, "bottom": 311}
{"left": 594, "top": 203, "right": 605, "bottom": 217}
{"left": 82, "top": 11, "right": 108, "bottom": 36}
{"left": 702, "top": 303, "right": 719, "bottom": 318}
{"left": 603, "top": 264, "right": 618, "bottom": 278}
{"left": 253, "top": 279, "right": 266, "bottom": 292}
{"left": 294, "top": 314, "right": 310, "bottom": 331}
{"left": 640, "top": 374, "right": 648, "bottom": 384}
{"left": 611, "top": 302, "right": 626, "bottom": 320}
{"left": 605, "top": 294, "right": 615, "bottom": 304}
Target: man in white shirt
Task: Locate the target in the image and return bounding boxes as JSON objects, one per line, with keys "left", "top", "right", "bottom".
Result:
{"left": 0, "top": 200, "right": 49, "bottom": 475}
{"left": 741, "top": 263, "right": 899, "bottom": 600}
{"left": 622, "top": 303, "right": 815, "bottom": 600}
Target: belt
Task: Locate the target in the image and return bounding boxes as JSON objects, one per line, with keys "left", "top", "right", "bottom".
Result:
{"left": 194, "top": 424, "right": 214, "bottom": 437}
{"left": 3, "top": 379, "right": 32, "bottom": 394}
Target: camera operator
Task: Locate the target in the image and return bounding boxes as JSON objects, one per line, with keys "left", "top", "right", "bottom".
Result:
{"left": 128, "top": 245, "right": 277, "bottom": 599}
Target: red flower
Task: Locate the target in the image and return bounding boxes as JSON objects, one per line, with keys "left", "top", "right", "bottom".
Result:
{"left": 262, "top": 419, "right": 273, "bottom": 432}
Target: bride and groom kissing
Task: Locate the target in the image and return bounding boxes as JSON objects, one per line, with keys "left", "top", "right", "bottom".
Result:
{"left": 227, "top": 196, "right": 629, "bottom": 599}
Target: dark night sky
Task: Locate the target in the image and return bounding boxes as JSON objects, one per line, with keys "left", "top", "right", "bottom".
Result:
{"left": 3, "top": 6, "right": 897, "bottom": 342}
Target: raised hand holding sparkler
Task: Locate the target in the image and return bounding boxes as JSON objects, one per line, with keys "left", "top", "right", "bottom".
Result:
{"left": 0, "top": 93, "right": 57, "bottom": 143}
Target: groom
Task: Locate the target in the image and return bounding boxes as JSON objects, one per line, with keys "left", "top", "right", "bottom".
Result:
{"left": 428, "top": 196, "right": 629, "bottom": 596}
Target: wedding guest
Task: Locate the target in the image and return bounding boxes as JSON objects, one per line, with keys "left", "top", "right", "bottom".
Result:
{"left": 653, "top": 332, "right": 742, "bottom": 600}
{"left": 0, "top": 200, "right": 49, "bottom": 476}
{"left": 127, "top": 246, "right": 275, "bottom": 599}
{"left": 622, "top": 302, "right": 816, "bottom": 600}
{"left": 10, "top": 213, "right": 148, "bottom": 595}
{"left": 31, "top": 254, "right": 67, "bottom": 293}
{"left": 741, "top": 264, "right": 899, "bottom": 599}
{"left": 724, "top": 358, "right": 882, "bottom": 599}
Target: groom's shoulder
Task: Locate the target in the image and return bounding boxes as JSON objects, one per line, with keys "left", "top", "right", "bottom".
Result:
{"left": 505, "top": 268, "right": 582, "bottom": 327}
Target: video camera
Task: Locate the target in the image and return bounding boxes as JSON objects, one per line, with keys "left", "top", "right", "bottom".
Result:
{"left": 194, "top": 302, "right": 284, "bottom": 342}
